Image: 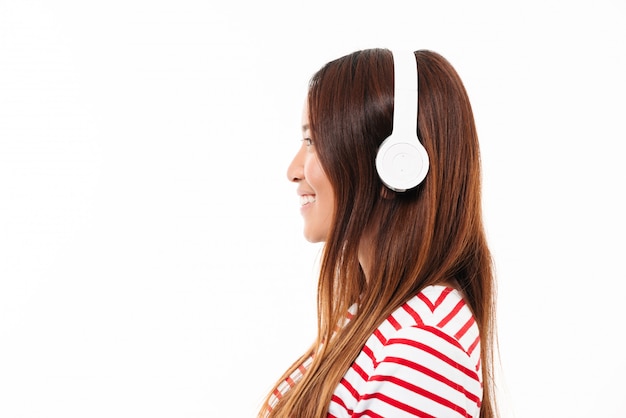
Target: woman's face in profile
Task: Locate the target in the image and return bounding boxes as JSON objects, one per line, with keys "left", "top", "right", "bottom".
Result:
{"left": 286, "top": 101, "right": 335, "bottom": 243}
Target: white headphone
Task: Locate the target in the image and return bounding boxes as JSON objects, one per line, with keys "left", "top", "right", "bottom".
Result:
{"left": 375, "top": 50, "right": 430, "bottom": 192}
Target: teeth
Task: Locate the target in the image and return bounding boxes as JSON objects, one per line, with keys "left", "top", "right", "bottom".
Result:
{"left": 300, "top": 195, "right": 316, "bottom": 206}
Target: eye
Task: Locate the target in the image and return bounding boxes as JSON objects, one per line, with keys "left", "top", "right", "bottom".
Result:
{"left": 302, "top": 138, "right": 314, "bottom": 147}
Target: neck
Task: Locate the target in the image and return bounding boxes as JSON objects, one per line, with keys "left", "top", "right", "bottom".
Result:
{"left": 357, "top": 234, "right": 375, "bottom": 283}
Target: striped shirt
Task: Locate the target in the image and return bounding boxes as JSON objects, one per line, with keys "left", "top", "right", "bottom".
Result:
{"left": 268, "top": 285, "right": 483, "bottom": 417}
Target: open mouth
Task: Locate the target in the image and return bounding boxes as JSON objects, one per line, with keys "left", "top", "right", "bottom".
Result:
{"left": 300, "top": 195, "right": 316, "bottom": 206}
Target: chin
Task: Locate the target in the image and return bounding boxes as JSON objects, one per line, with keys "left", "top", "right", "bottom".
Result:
{"left": 304, "top": 235, "right": 324, "bottom": 244}
{"left": 303, "top": 228, "right": 327, "bottom": 244}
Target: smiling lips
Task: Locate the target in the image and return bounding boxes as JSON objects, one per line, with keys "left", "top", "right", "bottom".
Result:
{"left": 300, "top": 195, "right": 316, "bottom": 206}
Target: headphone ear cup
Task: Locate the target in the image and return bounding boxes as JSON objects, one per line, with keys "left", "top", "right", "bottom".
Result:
{"left": 376, "top": 136, "right": 429, "bottom": 192}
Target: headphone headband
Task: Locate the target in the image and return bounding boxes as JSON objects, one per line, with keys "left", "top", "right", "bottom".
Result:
{"left": 375, "top": 50, "right": 430, "bottom": 192}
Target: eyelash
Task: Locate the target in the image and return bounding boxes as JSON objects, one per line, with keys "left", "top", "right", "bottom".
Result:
{"left": 302, "top": 138, "right": 313, "bottom": 147}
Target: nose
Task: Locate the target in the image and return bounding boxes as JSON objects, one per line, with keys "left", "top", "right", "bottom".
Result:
{"left": 287, "top": 147, "right": 304, "bottom": 183}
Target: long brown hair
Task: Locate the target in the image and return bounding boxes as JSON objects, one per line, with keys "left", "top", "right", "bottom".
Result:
{"left": 260, "top": 49, "right": 497, "bottom": 417}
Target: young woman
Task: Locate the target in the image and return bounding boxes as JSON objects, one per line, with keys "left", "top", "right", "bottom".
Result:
{"left": 259, "top": 48, "right": 498, "bottom": 418}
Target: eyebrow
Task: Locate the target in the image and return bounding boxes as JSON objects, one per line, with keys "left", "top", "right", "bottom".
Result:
{"left": 302, "top": 124, "right": 310, "bottom": 132}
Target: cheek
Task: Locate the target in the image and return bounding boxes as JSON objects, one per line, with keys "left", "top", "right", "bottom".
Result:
{"left": 304, "top": 154, "right": 327, "bottom": 190}
{"left": 307, "top": 159, "right": 334, "bottom": 210}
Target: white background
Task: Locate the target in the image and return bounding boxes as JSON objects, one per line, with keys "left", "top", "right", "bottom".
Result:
{"left": 1, "top": 1, "right": 624, "bottom": 417}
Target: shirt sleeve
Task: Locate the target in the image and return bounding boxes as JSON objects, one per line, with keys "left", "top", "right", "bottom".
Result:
{"left": 351, "top": 324, "right": 482, "bottom": 418}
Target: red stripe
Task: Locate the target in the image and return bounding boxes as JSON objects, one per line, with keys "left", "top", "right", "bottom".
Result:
{"left": 467, "top": 335, "right": 480, "bottom": 356}
{"left": 423, "top": 324, "right": 465, "bottom": 351}
{"left": 354, "top": 392, "right": 436, "bottom": 418}
{"left": 387, "top": 313, "right": 401, "bottom": 330}
{"left": 330, "top": 392, "right": 353, "bottom": 415}
{"left": 454, "top": 316, "right": 475, "bottom": 340}
{"left": 418, "top": 292, "right": 436, "bottom": 312}
{"left": 380, "top": 356, "right": 481, "bottom": 405}
{"left": 368, "top": 374, "right": 472, "bottom": 417}
{"left": 437, "top": 299, "right": 465, "bottom": 328}
{"left": 374, "top": 329, "right": 387, "bottom": 345}
{"left": 434, "top": 287, "right": 454, "bottom": 308}
{"left": 352, "top": 409, "right": 384, "bottom": 418}
{"left": 352, "top": 360, "right": 370, "bottom": 381}
{"left": 401, "top": 301, "right": 424, "bottom": 325}
{"left": 387, "top": 334, "right": 479, "bottom": 380}
{"left": 298, "top": 363, "right": 308, "bottom": 375}
{"left": 272, "top": 388, "right": 283, "bottom": 400}
{"left": 339, "top": 377, "right": 360, "bottom": 401}
{"left": 362, "top": 344, "right": 378, "bottom": 367}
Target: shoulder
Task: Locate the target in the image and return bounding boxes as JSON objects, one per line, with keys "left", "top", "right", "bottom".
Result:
{"left": 378, "top": 285, "right": 480, "bottom": 357}
{"left": 351, "top": 286, "right": 483, "bottom": 417}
